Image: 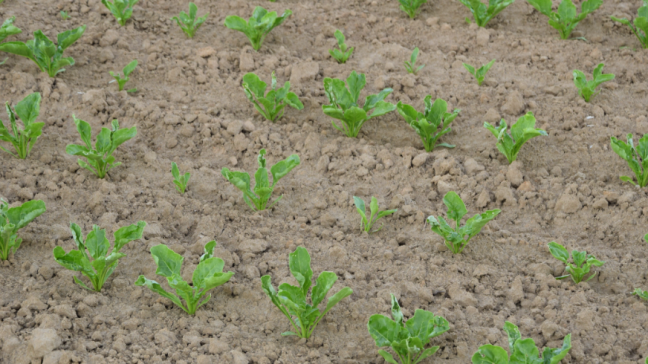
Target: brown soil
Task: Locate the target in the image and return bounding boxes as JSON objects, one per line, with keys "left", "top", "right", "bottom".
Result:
{"left": 2, "top": 0, "right": 648, "bottom": 363}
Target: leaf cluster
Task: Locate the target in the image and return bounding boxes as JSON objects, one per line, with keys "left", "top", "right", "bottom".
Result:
{"left": 0, "top": 17, "right": 21, "bottom": 65}
{"left": 633, "top": 288, "right": 648, "bottom": 300}
{"left": 60, "top": 11, "right": 71, "bottom": 20}
{"left": 101, "top": 0, "right": 138, "bottom": 26}
{"left": 222, "top": 149, "right": 300, "bottom": 211}
{"left": 136, "top": 242, "right": 234, "bottom": 315}
{"left": 367, "top": 294, "right": 449, "bottom": 364}
{"left": 463, "top": 60, "right": 495, "bottom": 86}
{"left": 171, "top": 162, "right": 191, "bottom": 194}
{"left": 171, "top": 3, "right": 208, "bottom": 39}
{"left": 323, "top": 71, "right": 396, "bottom": 138}
{"left": 472, "top": 322, "right": 571, "bottom": 364}
{"left": 66, "top": 117, "right": 137, "bottom": 179}
{"left": 484, "top": 112, "right": 547, "bottom": 164}
{"left": 0, "top": 199, "right": 46, "bottom": 260}
{"left": 109, "top": 60, "right": 138, "bottom": 92}
{"left": 242, "top": 72, "right": 303, "bottom": 122}
{"left": 0, "top": 92, "right": 44, "bottom": 159}
{"left": 0, "top": 25, "right": 86, "bottom": 77}
{"left": 573, "top": 63, "right": 615, "bottom": 102}
{"left": 53, "top": 222, "right": 145, "bottom": 292}
{"left": 353, "top": 196, "right": 397, "bottom": 233}
{"left": 224, "top": 6, "right": 292, "bottom": 51}
{"left": 329, "top": 30, "right": 354, "bottom": 64}
{"left": 611, "top": 1, "right": 648, "bottom": 49}
{"left": 399, "top": 0, "right": 428, "bottom": 19}
{"left": 404, "top": 47, "right": 424, "bottom": 75}
{"left": 611, "top": 133, "right": 648, "bottom": 187}
{"left": 427, "top": 192, "right": 500, "bottom": 254}
{"left": 547, "top": 242, "right": 604, "bottom": 284}
{"left": 261, "top": 247, "right": 353, "bottom": 338}
{"left": 397, "top": 96, "right": 459, "bottom": 152}
{"left": 527, "top": 0, "right": 602, "bottom": 39}
{"left": 458, "top": 0, "right": 515, "bottom": 27}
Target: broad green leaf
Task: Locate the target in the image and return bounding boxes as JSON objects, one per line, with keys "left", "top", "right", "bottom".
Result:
{"left": 242, "top": 73, "right": 267, "bottom": 98}
{"left": 289, "top": 246, "right": 313, "bottom": 295}
{"left": 113, "top": 221, "right": 145, "bottom": 251}
{"left": 510, "top": 338, "right": 541, "bottom": 364}
{"left": 377, "top": 350, "right": 399, "bottom": 364}
{"left": 311, "top": 271, "right": 337, "bottom": 307}
{"left": 472, "top": 345, "right": 510, "bottom": 364}
{"left": 201, "top": 271, "right": 234, "bottom": 291}
{"left": 53, "top": 247, "right": 93, "bottom": 273}
{"left": 414, "top": 346, "right": 440, "bottom": 364}
{"left": 323, "top": 286, "right": 352, "bottom": 314}
{"left": 368, "top": 101, "right": 396, "bottom": 119}
{"left": 14, "top": 92, "right": 41, "bottom": 126}
{"left": 85, "top": 226, "right": 109, "bottom": 259}
{"left": 368, "top": 314, "right": 402, "bottom": 346}
{"left": 503, "top": 321, "right": 522, "bottom": 351}
{"left": 192, "top": 256, "right": 225, "bottom": 288}
{"left": 5, "top": 199, "right": 46, "bottom": 229}
{"left": 150, "top": 244, "right": 183, "bottom": 277}
{"left": 270, "top": 154, "right": 300, "bottom": 185}
{"left": 443, "top": 191, "right": 467, "bottom": 222}
{"left": 135, "top": 276, "right": 186, "bottom": 311}
{"left": 541, "top": 334, "right": 571, "bottom": 364}
{"left": 548, "top": 242, "right": 569, "bottom": 263}
{"left": 111, "top": 125, "right": 137, "bottom": 148}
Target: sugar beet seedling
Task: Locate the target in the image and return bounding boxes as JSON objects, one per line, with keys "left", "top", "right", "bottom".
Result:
{"left": 547, "top": 241, "right": 604, "bottom": 284}
{"left": 0, "top": 199, "right": 46, "bottom": 260}
{"left": 110, "top": 60, "right": 138, "bottom": 92}
{"left": 527, "top": 0, "right": 602, "bottom": 39}
{"left": 171, "top": 3, "right": 208, "bottom": 39}
{"left": 404, "top": 47, "right": 424, "bottom": 75}
{"left": 459, "top": 0, "right": 515, "bottom": 27}
{"left": 573, "top": 63, "right": 615, "bottom": 102}
{"left": 611, "top": 133, "right": 648, "bottom": 187}
{"left": 0, "top": 92, "right": 44, "bottom": 159}
{"left": 102, "top": 0, "right": 138, "bottom": 26}
{"left": 242, "top": 71, "right": 303, "bottom": 122}
{"left": 611, "top": 1, "right": 648, "bottom": 49}
{"left": 224, "top": 6, "right": 292, "bottom": 51}
{"left": 484, "top": 112, "right": 547, "bottom": 164}
{"left": 397, "top": 96, "right": 459, "bottom": 152}
{"left": 463, "top": 60, "right": 495, "bottom": 86}
{"left": 353, "top": 196, "right": 397, "bottom": 233}
{"left": 329, "top": 29, "right": 354, "bottom": 64}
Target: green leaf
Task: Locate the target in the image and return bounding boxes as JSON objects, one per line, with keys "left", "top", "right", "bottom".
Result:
{"left": 289, "top": 246, "right": 313, "bottom": 295}
{"left": 14, "top": 92, "right": 41, "bottom": 126}
{"left": 510, "top": 338, "right": 540, "bottom": 364}
{"left": 270, "top": 154, "right": 300, "bottom": 185}
{"left": 53, "top": 246, "right": 93, "bottom": 273}
{"left": 547, "top": 242, "right": 569, "bottom": 263}
{"left": 503, "top": 321, "right": 521, "bottom": 351}
{"left": 192, "top": 256, "right": 225, "bottom": 288}
{"left": 135, "top": 275, "right": 186, "bottom": 311}
{"left": 311, "top": 271, "right": 337, "bottom": 307}
{"left": 390, "top": 293, "right": 403, "bottom": 326}
{"left": 472, "top": 344, "right": 510, "bottom": 364}
{"left": 443, "top": 191, "right": 467, "bottom": 222}
{"left": 542, "top": 334, "right": 571, "bottom": 364}
{"left": 377, "top": 350, "right": 400, "bottom": 364}
{"left": 113, "top": 221, "right": 145, "bottom": 251}
{"left": 150, "top": 244, "right": 183, "bottom": 278}
{"left": 368, "top": 314, "right": 402, "bottom": 347}
{"left": 85, "top": 225, "right": 109, "bottom": 259}
{"left": 5, "top": 199, "right": 46, "bottom": 229}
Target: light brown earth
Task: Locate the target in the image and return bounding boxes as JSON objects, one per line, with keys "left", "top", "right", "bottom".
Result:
{"left": 1, "top": 0, "right": 648, "bottom": 363}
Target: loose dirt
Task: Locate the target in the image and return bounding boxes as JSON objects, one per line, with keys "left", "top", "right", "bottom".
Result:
{"left": 1, "top": 0, "right": 648, "bottom": 363}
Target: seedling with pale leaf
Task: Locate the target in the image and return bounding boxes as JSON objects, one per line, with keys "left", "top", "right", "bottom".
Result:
{"left": 261, "top": 246, "right": 353, "bottom": 338}
{"left": 484, "top": 112, "right": 547, "bottom": 164}
{"left": 459, "top": 0, "right": 515, "bottom": 27}
{"left": 367, "top": 293, "right": 449, "bottom": 364}
{"left": 136, "top": 242, "right": 234, "bottom": 315}
{"left": 463, "top": 60, "right": 495, "bottom": 86}
{"left": 547, "top": 241, "right": 604, "bottom": 284}
{"left": 60, "top": 11, "right": 71, "bottom": 20}
{"left": 329, "top": 29, "right": 353, "bottom": 64}
{"left": 573, "top": 63, "right": 615, "bottom": 102}
{"left": 527, "top": 0, "right": 603, "bottom": 39}
{"left": 399, "top": 0, "right": 428, "bottom": 19}
{"left": 171, "top": 162, "right": 190, "bottom": 194}
{"left": 0, "top": 93, "right": 44, "bottom": 159}
{"left": 242, "top": 72, "right": 303, "bottom": 122}
{"left": 109, "top": 60, "right": 138, "bottom": 92}
{"left": 611, "top": 1, "right": 648, "bottom": 49}
{"left": 171, "top": 3, "right": 208, "bottom": 39}
{"left": 610, "top": 133, "right": 648, "bottom": 187}
{"left": 397, "top": 97, "right": 459, "bottom": 152}
{"left": 427, "top": 191, "right": 500, "bottom": 254}
{"left": 102, "top": 0, "right": 138, "bottom": 26}
{"left": 353, "top": 196, "right": 397, "bottom": 233}
{"left": 53, "top": 222, "right": 145, "bottom": 292}
{"left": 633, "top": 288, "right": 648, "bottom": 300}
{"left": 224, "top": 6, "right": 292, "bottom": 51}
{"left": 404, "top": 47, "right": 424, "bottom": 75}
{"left": 0, "top": 199, "right": 46, "bottom": 260}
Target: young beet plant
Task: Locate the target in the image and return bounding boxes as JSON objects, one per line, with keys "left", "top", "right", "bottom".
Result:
{"left": 110, "top": 59, "right": 137, "bottom": 92}
{"left": 633, "top": 288, "right": 648, "bottom": 300}
{"left": 102, "top": 0, "right": 138, "bottom": 26}
{"left": 573, "top": 63, "right": 615, "bottom": 102}
{"left": 548, "top": 241, "right": 604, "bottom": 284}
{"left": 224, "top": 6, "right": 292, "bottom": 51}
{"left": 427, "top": 191, "right": 500, "bottom": 254}
{"left": 0, "top": 199, "right": 46, "bottom": 260}
{"left": 329, "top": 29, "right": 354, "bottom": 64}
{"left": 611, "top": 1, "right": 648, "bottom": 49}
{"left": 261, "top": 247, "right": 353, "bottom": 338}
{"left": 472, "top": 322, "right": 571, "bottom": 364}
{"left": 171, "top": 162, "right": 190, "bottom": 194}
{"left": 0, "top": 25, "right": 86, "bottom": 77}
{"left": 463, "top": 60, "right": 495, "bottom": 86}
{"left": 459, "top": 0, "right": 515, "bottom": 27}
{"left": 397, "top": 96, "right": 459, "bottom": 152}
{"left": 367, "top": 294, "right": 449, "bottom": 364}
{"left": 1, "top": 17, "right": 21, "bottom": 64}
{"left": 353, "top": 196, "right": 397, "bottom": 233}
{"left": 399, "top": 0, "right": 428, "bottom": 19}
{"left": 53, "top": 222, "right": 145, "bottom": 292}
{"left": 527, "top": 0, "right": 602, "bottom": 39}
{"left": 242, "top": 72, "right": 303, "bottom": 122}
{"left": 611, "top": 133, "right": 648, "bottom": 187}
{"left": 136, "top": 242, "right": 234, "bottom": 315}
{"left": 0, "top": 92, "right": 44, "bottom": 159}
{"left": 66, "top": 117, "right": 137, "bottom": 179}
{"left": 60, "top": 11, "right": 71, "bottom": 20}
{"left": 484, "top": 112, "right": 547, "bottom": 164}
{"left": 404, "top": 47, "right": 424, "bottom": 75}
{"left": 222, "top": 149, "right": 300, "bottom": 211}
{"left": 323, "top": 71, "right": 396, "bottom": 138}
{"left": 171, "top": 3, "right": 208, "bottom": 39}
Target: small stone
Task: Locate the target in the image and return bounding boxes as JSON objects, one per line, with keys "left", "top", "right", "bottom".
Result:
{"left": 227, "top": 120, "right": 244, "bottom": 136}
{"left": 412, "top": 153, "right": 428, "bottom": 167}
{"left": 209, "top": 338, "right": 228, "bottom": 354}
{"left": 100, "top": 29, "right": 119, "bottom": 47}
{"left": 500, "top": 91, "right": 525, "bottom": 115}
{"left": 237, "top": 239, "right": 268, "bottom": 254}
{"left": 154, "top": 328, "right": 177, "bottom": 345}
{"left": 476, "top": 28, "right": 490, "bottom": 46}
{"left": 53, "top": 305, "right": 77, "bottom": 319}
{"left": 464, "top": 158, "right": 485, "bottom": 175}
{"left": 231, "top": 350, "right": 249, "bottom": 364}
{"left": 242, "top": 120, "right": 255, "bottom": 132}
{"left": 484, "top": 108, "right": 501, "bottom": 123}
{"left": 506, "top": 161, "right": 524, "bottom": 187}
{"left": 448, "top": 284, "right": 477, "bottom": 307}
{"left": 517, "top": 181, "right": 535, "bottom": 192}
{"left": 508, "top": 276, "right": 524, "bottom": 303}
{"left": 28, "top": 328, "right": 61, "bottom": 358}
{"left": 197, "top": 47, "right": 216, "bottom": 58}
{"left": 555, "top": 194, "right": 582, "bottom": 214}
{"left": 592, "top": 198, "right": 608, "bottom": 209}
{"left": 290, "top": 61, "right": 320, "bottom": 85}
{"left": 239, "top": 51, "right": 255, "bottom": 72}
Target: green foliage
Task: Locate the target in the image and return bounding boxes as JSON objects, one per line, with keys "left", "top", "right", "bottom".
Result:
{"left": 101, "top": 0, "right": 138, "bottom": 26}
{"left": 171, "top": 3, "right": 208, "bottom": 38}
{"left": 0, "top": 17, "right": 21, "bottom": 65}
{"left": 367, "top": 293, "right": 449, "bottom": 364}
{"left": 242, "top": 72, "right": 303, "bottom": 122}
{"left": 547, "top": 241, "right": 604, "bottom": 284}
{"left": 261, "top": 246, "right": 353, "bottom": 338}
{"left": 399, "top": 0, "right": 428, "bottom": 19}
{"left": 427, "top": 191, "right": 500, "bottom": 254}
{"left": 397, "top": 96, "right": 459, "bottom": 152}
{"left": 109, "top": 60, "right": 137, "bottom": 92}
{"left": 611, "top": 133, "right": 648, "bottom": 187}
{"left": 463, "top": 60, "right": 495, "bottom": 86}
{"left": 323, "top": 71, "right": 396, "bottom": 137}
{"left": 222, "top": 149, "right": 300, "bottom": 211}
{"left": 573, "top": 63, "right": 615, "bottom": 102}
{"left": 136, "top": 242, "right": 234, "bottom": 315}
{"left": 66, "top": 117, "right": 137, "bottom": 179}
{"left": 633, "top": 288, "right": 648, "bottom": 300}
{"left": 0, "top": 93, "right": 44, "bottom": 159}
{"left": 0, "top": 199, "right": 46, "bottom": 260}
{"left": 611, "top": 1, "right": 648, "bottom": 49}
{"left": 329, "top": 29, "right": 354, "bottom": 64}
{"left": 527, "top": 0, "right": 602, "bottom": 39}
{"left": 0, "top": 25, "right": 86, "bottom": 77}
{"left": 458, "top": 0, "right": 515, "bottom": 27}
{"left": 171, "top": 162, "right": 190, "bottom": 194}
{"left": 472, "top": 322, "right": 571, "bottom": 364}
{"left": 53, "top": 222, "right": 145, "bottom": 292}
{"left": 484, "top": 112, "right": 547, "bottom": 164}
{"left": 404, "top": 47, "right": 424, "bottom": 75}
{"left": 224, "top": 6, "right": 292, "bottom": 51}
{"left": 60, "top": 11, "right": 71, "bottom": 20}
{"left": 353, "top": 196, "right": 397, "bottom": 233}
